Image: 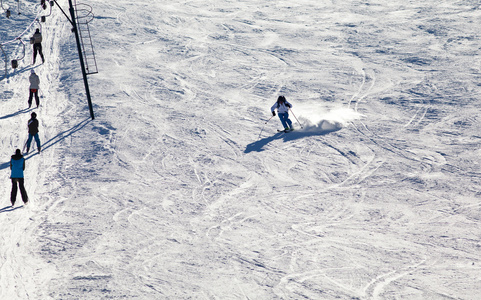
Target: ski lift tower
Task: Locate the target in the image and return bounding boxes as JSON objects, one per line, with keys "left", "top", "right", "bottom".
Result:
{"left": 53, "top": 0, "right": 97, "bottom": 120}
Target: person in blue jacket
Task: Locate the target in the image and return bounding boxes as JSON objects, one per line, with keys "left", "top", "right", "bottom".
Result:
{"left": 271, "top": 95, "right": 294, "bottom": 131}
{"left": 10, "top": 149, "right": 28, "bottom": 206}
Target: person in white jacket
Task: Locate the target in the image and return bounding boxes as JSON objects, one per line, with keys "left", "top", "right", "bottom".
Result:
{"left": 271, "top": 95, "right": 294, "bottom": 131}
{"left": 28, "top": 69, "right": 40, "bottom": 108}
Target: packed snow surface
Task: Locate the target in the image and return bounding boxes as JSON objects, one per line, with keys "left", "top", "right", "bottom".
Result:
{"left": 1, "top": 0, "right": 481, "bottom": 299}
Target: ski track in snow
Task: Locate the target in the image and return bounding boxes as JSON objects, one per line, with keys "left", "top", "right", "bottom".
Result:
{"left": 2, "top": 0, "right": 481, "bottom": 299}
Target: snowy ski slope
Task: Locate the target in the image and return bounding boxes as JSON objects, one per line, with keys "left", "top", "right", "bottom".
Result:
{"left": 1, "top": 0, "right": 481, "bottom": 299}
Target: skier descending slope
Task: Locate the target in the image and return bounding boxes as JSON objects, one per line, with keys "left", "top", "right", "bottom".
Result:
{"left": 271, "top": 95, "right": 294, "bottom": 132}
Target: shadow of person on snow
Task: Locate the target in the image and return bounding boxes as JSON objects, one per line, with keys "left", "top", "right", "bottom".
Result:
{"left": 0, "top": 65, "right": 41, "bottom": 82}
{"left": 0, "top": 205, "right": 24, "bottom": 213}
{"left": 0, "top": 107, "right": 32, "bottom": 120}
{"left": 245, "top": 131, "right": 285, "bottom": 153}
{"left": 40, "top": 117, "right": 92, "bottom": 153}
{"left": 245, "top": 120, "right": 342, "bottom": 153}
{"left": 0, "top": 118, "right": 92, "bottom": 170}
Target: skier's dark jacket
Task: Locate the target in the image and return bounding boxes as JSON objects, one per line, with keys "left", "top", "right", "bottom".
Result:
{"left": 10, "top": 153, "right": 25, "bottom": 179}
{"left": 28, "top": 118, "right": 39, "bottom": 135}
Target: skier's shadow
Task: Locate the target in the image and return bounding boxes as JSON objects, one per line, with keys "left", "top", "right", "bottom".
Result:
{"left": 0, "top": 107, "right": 32, "bottom": 120}
{"left": 39, "top": 117, "right": 92, "bottom": 153}
{"left": 244, "top": 132, "right": 285, "bottom": 153}
{"left": 245, "top": 122, "right": 342, "bottom": 153}
{"left": 0, "top": 65, "right": 40, "bottom": 82}
{"left": 0, "top": 205, "right": 23, "bottom": 213}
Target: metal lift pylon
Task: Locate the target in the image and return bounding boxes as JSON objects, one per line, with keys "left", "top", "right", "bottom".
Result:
{"left": 53, "top": 0, "right": 97, "bottom": 120}
{"left": 73, "top": 1, "right": 98, "bottom": 76}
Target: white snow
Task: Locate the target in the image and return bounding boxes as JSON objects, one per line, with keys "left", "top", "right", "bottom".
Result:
{"left": 1, "top": 0, "right": 481, "bottom": 299}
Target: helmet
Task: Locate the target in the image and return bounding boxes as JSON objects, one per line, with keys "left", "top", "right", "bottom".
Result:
{"left": 31, "top": 112, "right": 37, "bottom": 118}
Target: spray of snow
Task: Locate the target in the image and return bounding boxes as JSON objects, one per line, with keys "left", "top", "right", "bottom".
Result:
{"left": 294, "top": 102, "right": 363, "bottom": 132}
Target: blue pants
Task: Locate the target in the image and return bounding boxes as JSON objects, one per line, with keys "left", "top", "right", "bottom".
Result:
{"left": 27, "top": 133, "right": 41, "bottom": 151}
{"left": 278, "top": 112, "right": 293, "bottom": 129}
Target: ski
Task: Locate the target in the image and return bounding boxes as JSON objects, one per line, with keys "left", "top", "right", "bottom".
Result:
{"left": 277, "top": 129, "right": 294, "bottom": 133}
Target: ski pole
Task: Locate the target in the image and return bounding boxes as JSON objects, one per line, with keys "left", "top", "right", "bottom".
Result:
{"left": 289, "top": 108, "right": 303, "bottom": 129}
{"left": 258, "top": 115, "right": 274, "bottom": 139}
{"left": 22, "top": 138, "right": 28, "bottom": 153}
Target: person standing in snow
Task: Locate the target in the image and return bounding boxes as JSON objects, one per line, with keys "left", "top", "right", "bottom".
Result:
{"left": 10, "top": 149, "right": 29, "bottom": 206}
{"left": 28, "top": 69, "right": 40, "bottom": 108}
{"left": 31, "top": 28, "right": 45, "bottom": 64}
{"left": 26, "top": 112, "right": 41, "bottom": 154}
{"left": 271, "top": 95, "right": 294, "bottom": 131}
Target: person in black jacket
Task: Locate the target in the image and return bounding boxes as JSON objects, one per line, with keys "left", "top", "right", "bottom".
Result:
{"left": 10, "top": 149, "right": 28, "bottom": 206}
{"left": 26, "top": 112, "right": 41, "bottom": 154}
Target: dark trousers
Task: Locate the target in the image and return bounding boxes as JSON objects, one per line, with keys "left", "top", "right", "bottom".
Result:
{"left": 33, "top": 43, "right": 44, "bottom": 63}
{"left": 28, "top": 89, "right": 40, "bottom": 107}
{"left": 11, "top": 178, "right": 28, "bottom": 205}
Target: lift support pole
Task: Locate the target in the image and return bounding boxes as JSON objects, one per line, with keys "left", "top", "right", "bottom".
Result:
{"left": 68, "top": 0, "right": 94, "bottom": 119}
{"left": 53, "top": 0, "right": 94, "bottom": 120}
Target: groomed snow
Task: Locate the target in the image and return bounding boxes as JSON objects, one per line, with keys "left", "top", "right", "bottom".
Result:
{"left": 1, "top": 0, "right": 481, "bottom": 299}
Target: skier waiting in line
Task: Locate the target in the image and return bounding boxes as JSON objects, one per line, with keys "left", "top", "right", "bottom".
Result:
{"left": 31, "top": 28, "right": 45, "bottom": 64}
{"left": 271, "top": 95, "right": 294, "bottom": 132}
{"left": 26, "top": 112, "right": 41, "bottom": 154}
{"left": 10, "top": 149, "right": 28, "bottom": 206}
{"left": 28, "top": 69, "right": 40, "bottom": 108}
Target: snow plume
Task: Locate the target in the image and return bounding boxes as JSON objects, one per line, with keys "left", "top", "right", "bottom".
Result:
{"left": 295, "top": 103, "right": 363, "bottom": 132}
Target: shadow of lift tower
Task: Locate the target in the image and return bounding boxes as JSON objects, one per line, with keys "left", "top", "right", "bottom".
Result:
{"left": 53, "top": 0, "right": 98, "bottom": 120}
